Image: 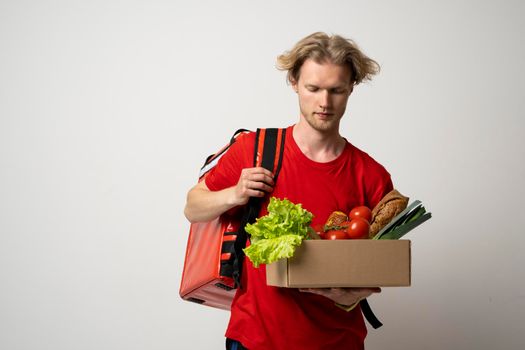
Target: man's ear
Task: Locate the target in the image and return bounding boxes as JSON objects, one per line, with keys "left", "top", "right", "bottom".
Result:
{"left": 291, "top": 79, "right": 299, "bottom": 93}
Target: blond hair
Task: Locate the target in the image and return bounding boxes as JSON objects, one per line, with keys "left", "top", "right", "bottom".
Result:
{"left": 276, "top": 32, "right": 380, "bottom": 85}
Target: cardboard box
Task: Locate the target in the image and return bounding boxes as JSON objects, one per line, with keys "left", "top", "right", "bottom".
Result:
{"left": 266, "top": 239, "right": 411, "bottom": 288}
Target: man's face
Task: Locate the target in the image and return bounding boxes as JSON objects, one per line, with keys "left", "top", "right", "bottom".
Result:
{"left": 292, "top": 59, "right": 353, "bottom": 134}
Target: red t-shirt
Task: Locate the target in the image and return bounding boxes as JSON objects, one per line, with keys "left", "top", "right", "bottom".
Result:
{"left": 205, "top": 125, "right": 393, "bottom": 350}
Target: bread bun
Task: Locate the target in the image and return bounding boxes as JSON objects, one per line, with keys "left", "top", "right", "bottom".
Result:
{"left": 325, "top": 211, "right": 349, "bottom": 227}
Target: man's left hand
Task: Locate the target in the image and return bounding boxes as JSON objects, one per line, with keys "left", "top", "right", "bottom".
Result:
{"left": 299, "top": 287, "right": 381, "bottom": 306}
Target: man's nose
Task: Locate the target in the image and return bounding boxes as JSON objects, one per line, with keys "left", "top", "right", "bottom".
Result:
{"left": 319, "top": 90, "right": 330, "bottom": 109}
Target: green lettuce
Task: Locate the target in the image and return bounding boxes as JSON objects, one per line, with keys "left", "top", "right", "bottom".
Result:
{"left": 244, "top": 197, "right": 313, "bottom": 267}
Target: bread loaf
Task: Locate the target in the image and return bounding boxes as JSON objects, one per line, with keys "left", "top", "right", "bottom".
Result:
{"left": 369, "top": 189, "right": 409, "bottom": 238}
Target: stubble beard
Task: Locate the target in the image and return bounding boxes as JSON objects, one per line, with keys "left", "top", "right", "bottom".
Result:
{"left": 303, "top": 112, "right": 341, "bottom": 134}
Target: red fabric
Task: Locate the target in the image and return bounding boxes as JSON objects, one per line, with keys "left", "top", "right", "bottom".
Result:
{"left": 205, "top": 125, "right": 393, "bottom": 350}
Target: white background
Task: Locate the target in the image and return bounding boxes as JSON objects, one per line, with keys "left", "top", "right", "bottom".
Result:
{"left": 1, "top": 0, "right": 524, "bottom": 349}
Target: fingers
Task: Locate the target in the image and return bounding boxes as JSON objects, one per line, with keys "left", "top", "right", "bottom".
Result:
{"left": 344, "top": 287, "right": 381, "bottom": 297}
{"left": 298, "top": 288, "right": 328, "bottom": 296}
{"left": 299, "top": 288, "right": 380, "bottom": 295}
{"left": 234, "top": 167, "right": 275, "bottom": 204}
{"left": 349, "top": 287, "right": 381, "bottom": 299}
{"left": 240, "top": 167, "right": 274, "bottom": 185}
{"left": 241, "top": 168, "right": 274, "bottom": 195}
{"left": 298, "top": 287, "right": 381, "bottom": 305}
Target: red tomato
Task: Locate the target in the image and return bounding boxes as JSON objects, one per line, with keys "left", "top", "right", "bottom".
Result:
{"left": 312, "top": 224, "right": 326, "bottom": 239}
{"left": 312, "top": 223, "right": 325, "bottom": 233}
{"left": 346, "top": 218, "right": 370, "bottom": 239}
{"left": 324, "top": 229, "right": 348, "bottom": 240}
{"left": 349, "top": 206, "right": 372, "bottom": 223}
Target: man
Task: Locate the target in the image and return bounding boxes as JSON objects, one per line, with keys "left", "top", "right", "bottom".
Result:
{"left": 184, "top": 32, "right": 393, "bottom": 350}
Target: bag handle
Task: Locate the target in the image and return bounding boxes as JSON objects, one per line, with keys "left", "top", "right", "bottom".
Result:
{"left": 360, "top": 298, "right": 383, "bottom": 329}
{"left": 200, "top": 129, "right": 251, "bottom": 179}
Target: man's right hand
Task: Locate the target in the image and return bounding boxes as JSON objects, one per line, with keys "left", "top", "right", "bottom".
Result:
{"left": 184, "top": 167, "right": 274, "bottom": 223}
{"left": 232, "top": 167, "right": 275, "bottom": 206}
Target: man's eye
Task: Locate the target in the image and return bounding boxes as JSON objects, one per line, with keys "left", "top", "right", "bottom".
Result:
{"left": 306, "top": 86, "right": 319, "bottom": 92}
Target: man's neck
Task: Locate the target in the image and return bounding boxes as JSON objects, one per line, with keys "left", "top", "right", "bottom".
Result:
{"left": 292, "top": 120, "right": 346, "bottom": 163}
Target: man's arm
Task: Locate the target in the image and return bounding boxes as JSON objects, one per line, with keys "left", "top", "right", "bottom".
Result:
{"left": 184, "top": 167, "right": 275, "bottom": 223}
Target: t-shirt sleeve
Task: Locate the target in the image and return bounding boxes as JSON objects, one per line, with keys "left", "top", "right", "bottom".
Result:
{"left": 364, "top": 160, "right": 394, "bottom": 209}
{"left": 204, "top": 132, "right": 255, "bottom": 192}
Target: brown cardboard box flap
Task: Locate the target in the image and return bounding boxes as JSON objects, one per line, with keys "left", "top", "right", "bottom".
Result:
{"left": 266, "top": 239, "right": 410, "bottom": 288}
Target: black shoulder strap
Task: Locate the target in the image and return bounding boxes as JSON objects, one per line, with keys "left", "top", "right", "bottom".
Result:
{"left": 231, "top": 128, "right": 286, "bottom": 288}
{"left": 360, "top": 298, "right": 383, "bottom": 329}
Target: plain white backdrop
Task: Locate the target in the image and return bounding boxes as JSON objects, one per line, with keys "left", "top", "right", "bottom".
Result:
{"left": 1, "top": 0, "right": 524, "bottom": 349}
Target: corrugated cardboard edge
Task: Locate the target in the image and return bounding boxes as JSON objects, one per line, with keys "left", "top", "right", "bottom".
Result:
{"left": 266, "top": 257, "right": 290, "bottom": 287}
{"left": 408, "top": 240, "right": 412, "bottom": 286}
